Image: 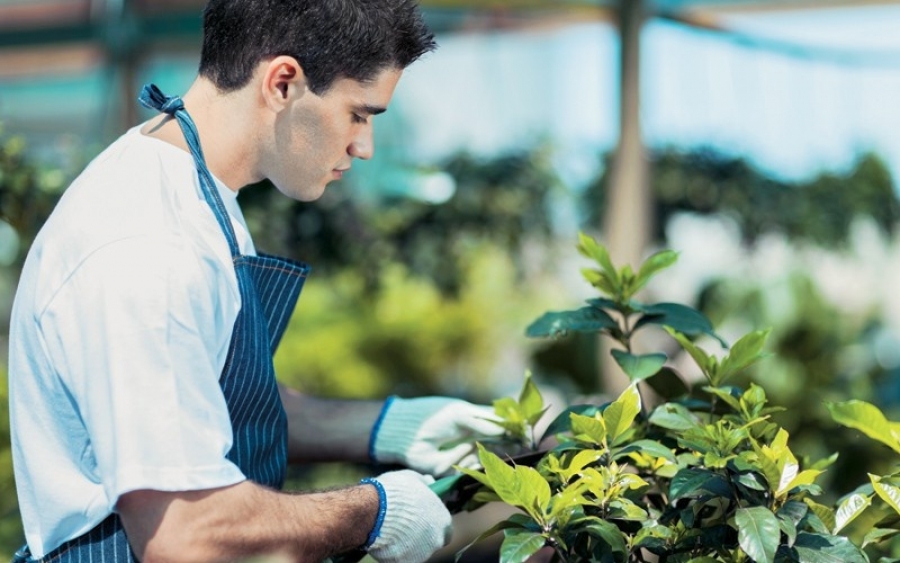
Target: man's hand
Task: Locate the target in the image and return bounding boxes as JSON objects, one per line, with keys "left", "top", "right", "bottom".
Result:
{"left": 371, "top": 396, "right": 503, "bottom": 476}
{"left": 362, "top": 469, "right": 453, "bottom": 563}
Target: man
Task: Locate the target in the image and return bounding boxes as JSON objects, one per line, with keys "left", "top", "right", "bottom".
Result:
{"left": 7, "top": 0, "right": 502, "bottom": 561}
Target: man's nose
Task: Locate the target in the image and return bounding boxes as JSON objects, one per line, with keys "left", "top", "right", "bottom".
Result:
{"left": 348, "top": 128, "right": 374, "bottom": 160}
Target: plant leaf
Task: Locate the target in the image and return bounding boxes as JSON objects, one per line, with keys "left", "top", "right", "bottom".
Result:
{"left": 477, "top": 444, "right": 550, "bottom": 522}
{"left": 499, "top": 530, "right": 546, "bottom": 563}
{"left": 453, "top": 518, "right": 535, "bottom": 563}
{"left": 518, "top": 373, "right": 546, "bottom": 426}
{"left": 719, "top": 329, "right": 771, "bottom": 382}
{"left": 577, "top": 231, "right": 617, "bottom": 280}
{"left": 791, "top": 532, "right": 868, "bottom": 563}
{"left": 525, "top": 307, "right": 618, "bottom": 338}
{"left": 649, "top": 402, "right": 697, "bottom": 431}
{"left": 666, "top": 328, "right": 714, "bottom": 382}
{"left": 634, "top": 302, "right": 726, "bottom": 346}
{"left": 579, "top": 517, "right": 629, "bottom": 555}
{"left": 670, "top": 468, "right": 732, "bottom": 500}
{"left": 634, "top": 250, "right": 679, "bottom": 291}
{"left": 570, "top": 413, "right": 608, "bottom": 445}
{"left": 603, "top": 384, "right": 642, "bottom": 442}
{"left": 644, "top": 366, "right": 690, "bottom": 400}
{"left": 540, "top": 405, "right": 601, "bottom": 441}
{"left": 871, "top": 474, "right": 900, "bottom": 516}
{"left": 833, "top": 492, "right": 872, "bottom": 533}
{"left": 616, "top": 439, "right": 678, "bottom": 462}
{"left": 735, "top": 506, "right": 780, "bottom": 563}
{"left": 862, "top": 527, "right": 899, "bottom": 548}
{"left": 826, "top": 400, "right": 900, "bottom": 455}
{"left": 611, "top": 349, "right": 667, "bottom": 383}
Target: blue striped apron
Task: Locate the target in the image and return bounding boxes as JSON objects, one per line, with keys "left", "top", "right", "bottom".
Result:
{"left": 14, "top": 84, "right": 310, "bottom": 562}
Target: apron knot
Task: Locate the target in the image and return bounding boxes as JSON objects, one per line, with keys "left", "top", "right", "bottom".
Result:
{"left": 138, "top": 83, "right": 185, "bottom": 116}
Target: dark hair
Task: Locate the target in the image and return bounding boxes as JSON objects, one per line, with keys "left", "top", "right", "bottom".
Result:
{"left": 199, "top": 0, "right": 436, "bottom": 95}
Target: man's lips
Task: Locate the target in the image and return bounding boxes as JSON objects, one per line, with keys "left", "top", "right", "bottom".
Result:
{"left": 333, "top": 167, "right": 350, "bottom": 180}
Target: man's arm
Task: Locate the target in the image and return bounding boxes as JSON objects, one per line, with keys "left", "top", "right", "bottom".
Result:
{"left": 279, "top": 384, "right": 384, "bottom": 464}
{"left": 117, "top": 480, "right": 376, "bottom": 562}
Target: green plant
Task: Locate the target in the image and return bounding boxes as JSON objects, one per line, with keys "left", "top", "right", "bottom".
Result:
{"left": 825, "top": 399, "right": 900, "bottom": 558}
{"left": 439, "top": 232, "right": 871, "bottom": 563}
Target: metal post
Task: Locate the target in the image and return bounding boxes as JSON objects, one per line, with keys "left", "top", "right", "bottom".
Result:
{"left": 600, "top": 0, "right": 653, "bottom": 395}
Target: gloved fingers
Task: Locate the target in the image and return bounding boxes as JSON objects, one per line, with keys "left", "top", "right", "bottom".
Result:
{"left": 454, "top": 451, "right": 480, "bottom": 471}
{"left": 415, "top": 441, "right": 475, "bottom": 476}
{"left": 436, "top": 402, "right": 505, "bottom": 436}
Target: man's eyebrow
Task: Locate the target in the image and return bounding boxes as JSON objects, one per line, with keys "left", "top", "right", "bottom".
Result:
{"left": 356, "top": 104, "right": 387, "bottom": 116}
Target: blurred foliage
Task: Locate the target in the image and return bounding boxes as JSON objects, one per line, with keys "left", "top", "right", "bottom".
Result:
{"left": 585, "top": 147, "right": 900, "bottom": 247}
{"left": 273, "top": 244, "right": 549, "bottom": 401}
{"left": 0, "top": 367, "right": 22, "bottom": 556}
{"left": 240, "top": 148, "right": 560, "bottom": 295}
{"left": 698, "top": 272, "right": 899, "bottom": 504}
{"left": 0, "top": 125, "right": 70, "bottom": 267}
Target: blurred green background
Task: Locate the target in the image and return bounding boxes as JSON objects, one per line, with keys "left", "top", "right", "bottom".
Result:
{"left": 5, "top": 0, "right": 900, "bottom": 560}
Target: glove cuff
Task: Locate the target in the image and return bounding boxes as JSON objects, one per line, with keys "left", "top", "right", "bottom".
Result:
{"left": 371, "top": 396, "right": 423, "bottom": 465}
{"left": 369, "top": 396, "right": 398, "bottom": 463}
{"left": 359, "top": 477, "right": 387, "bottom": 549}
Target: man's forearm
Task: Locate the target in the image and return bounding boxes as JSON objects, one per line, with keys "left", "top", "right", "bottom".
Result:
{"left": 118, "top": 480, "right": 377, "bottom": 562}
{"left": 279, "top": 385, "right": 385, "bottom": 464}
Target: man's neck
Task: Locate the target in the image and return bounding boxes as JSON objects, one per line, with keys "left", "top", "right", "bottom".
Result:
{"left": 140, "top": 77, "right": 262, "bottom": 192}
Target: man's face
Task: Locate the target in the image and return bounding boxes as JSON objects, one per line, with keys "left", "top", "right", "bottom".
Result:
{"left": 267, "top": 67, "right": 403, "bottom": 201}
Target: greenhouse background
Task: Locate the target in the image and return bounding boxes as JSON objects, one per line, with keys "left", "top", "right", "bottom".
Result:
{"left": 4, "top": 0, "right": 900, "bottom": 560}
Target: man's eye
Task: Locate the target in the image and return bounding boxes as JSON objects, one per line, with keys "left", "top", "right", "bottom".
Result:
{"left": 352, "top": 114, "right": 368, "bottom": 124}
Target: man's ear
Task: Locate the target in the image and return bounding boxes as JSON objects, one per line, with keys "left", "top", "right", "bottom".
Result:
{"left": 261, "top": 55, "right": 306, "bottom": 112}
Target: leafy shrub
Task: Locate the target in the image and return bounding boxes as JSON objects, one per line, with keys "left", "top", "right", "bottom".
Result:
{"left": 436, "top": 233, "right": 885, "bottom": 563}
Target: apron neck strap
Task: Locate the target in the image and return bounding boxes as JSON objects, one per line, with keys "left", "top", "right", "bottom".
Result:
{"left": 138, "top": 83, "right": 241, "bottom": 257}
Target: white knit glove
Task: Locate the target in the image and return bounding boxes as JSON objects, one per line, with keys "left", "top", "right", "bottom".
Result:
{"left": 371, "top": 396, "right": 503, "bottom": 477}
{"left": 362, "top": 469, "right": 453, "bottom": 563}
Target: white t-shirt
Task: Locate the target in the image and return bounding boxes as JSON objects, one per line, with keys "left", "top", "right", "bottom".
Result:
{"left": 8, "top": 126, "right": 255, "bottom": 557}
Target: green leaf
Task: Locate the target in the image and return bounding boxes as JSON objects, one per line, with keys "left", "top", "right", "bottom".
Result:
{"left": 862, "top": 527, "right": 899, "bottom": 548}
{"left": 826, "top": 400, "right": 900, "bottom": 455}
{"left": 571, "top": 516, "right": 628, "bottom": 555}
{"left": 518, "top": 373, "right": 546, "bottom": 426}
{"left": 540, "top": 405, "right": 601, "bottom": 442}
{"left": 571, "top": 413, "right": 608, "bottom": 445}
{"left": 666, "top": 328, "right": 714, "bottom": 382}
{"left": 719, "top": 329, "right": 771, "bottom": 381}
{"left": 735, "top": 507, "right": 780, "bottom": 563}
{"left": 634, "top": 250, "right": 679, "bottom": 291}
{"left": 791, "top": 532, "right": 868, "bottom": 563}
{"left": 834, "top": 493, "right": 872, "bottom": 533}
{"left": 635, "top": 302, "right": 726, "bottom": 347}
{"left": 616, "top": 439, "right": 678, "bottom": 462}
{"left": 499, "top": 530, "right": 547, "bottom": 563}
{"left": 871, "top": 474, "right": 900, "bottom": 516}
{"left": 644, "top": 366, "right": 690, "bottom": 400}
{"left": 525, "top": 307, "right": 619, "bottom": 338}
{"left": 453, "top": 518, "right": 534, "bottom": 563}
{"left": 704, "top": 386, "right": 743, "bottom": 413}
{"left": 577, "top": 232, "right": 617, "bottom": 280}
{"left": 649, "top": 402, "right": 698, "bottom": 431}
{"left": 803, "top": 500, "right": 836, "bottom": 534}
{"left": 547, "top": 481, "right": 590, "bottom": 521}
{"left": 603, "top": 384, "right": 642, "bottom": 442}
{"left": 582, "top": 268, "right": 618, "bottom": 295}
{"left": 670, "top": 468, "right": 733, "bottom": 500}
{"left": 610, "top": 350, "right": 667, "bottom": 383}
{"left": 477, "top": 444, "right": 551, "bottom": 521}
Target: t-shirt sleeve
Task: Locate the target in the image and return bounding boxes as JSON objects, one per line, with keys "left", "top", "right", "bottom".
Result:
{"left": 37, "top": 233, "right": 247, "bottom": 502}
